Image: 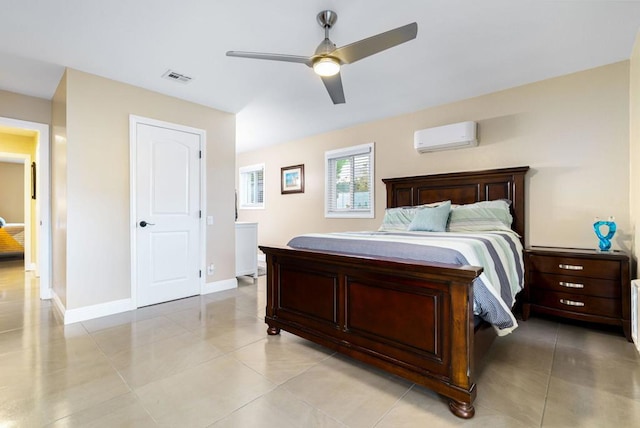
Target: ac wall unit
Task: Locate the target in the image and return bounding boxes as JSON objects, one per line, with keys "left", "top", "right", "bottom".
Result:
{"left": 414, "top": 121, "right": 478, "bottom": 153}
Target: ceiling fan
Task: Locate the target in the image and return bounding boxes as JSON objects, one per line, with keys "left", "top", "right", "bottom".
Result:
{"left": 226, "top": 10, "right": 418, "bottom": 104}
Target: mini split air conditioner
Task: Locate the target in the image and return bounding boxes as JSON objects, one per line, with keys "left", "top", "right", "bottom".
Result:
{"left": 414, "top": 121, "right": 478, "bottom": 153}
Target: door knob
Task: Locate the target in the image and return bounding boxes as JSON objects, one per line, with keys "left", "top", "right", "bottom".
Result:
{"left": 139, "top": 221, "right": 155, "bottom": 227}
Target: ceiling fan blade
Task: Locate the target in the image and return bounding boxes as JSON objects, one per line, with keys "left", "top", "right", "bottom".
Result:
{"left": 332, "top": 22, "right": 418, "bottom": 64}
{"left": 321, "top": 73, "right": 345, "bottom": 104}
{"left": 226, "top": 51, "right": 312, "bottom": 66}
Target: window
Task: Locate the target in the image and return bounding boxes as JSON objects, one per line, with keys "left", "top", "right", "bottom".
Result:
{"left": 239, "top": 164, "right": 265, "bottom": 209}
{"left": 325, "top": 143, "right": 374, "bottom": 218}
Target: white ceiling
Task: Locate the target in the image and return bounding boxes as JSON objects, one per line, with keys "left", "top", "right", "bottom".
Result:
{"left": 1, "top": 1, "right": 639, "bottom": 152}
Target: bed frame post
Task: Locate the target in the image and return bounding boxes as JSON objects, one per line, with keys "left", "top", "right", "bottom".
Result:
{"left": 447, "top": 279, "right": 476, "bottom": 418}
{"left": 265, "top": 252, "right": 281, "bottom": 336}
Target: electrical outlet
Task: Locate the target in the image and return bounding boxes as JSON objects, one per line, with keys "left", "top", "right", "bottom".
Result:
{"left": 207, "top": 216, "right": 214, "bottom": 225}
{"left": 207, "top": 264, "right": 215, "bottom": 275}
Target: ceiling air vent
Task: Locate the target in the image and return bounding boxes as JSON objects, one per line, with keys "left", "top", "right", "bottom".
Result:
{"left": 162, "top": 69, "right": 193, "bottom": 84}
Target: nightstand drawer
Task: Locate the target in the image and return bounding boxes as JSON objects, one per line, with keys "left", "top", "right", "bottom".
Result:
{"left": 529, "top": 271, "right": 621, "bottom": 299}
{"left": 528, "top": 255, "right": 620, "bottom": 280}
{"left": 524, "top": 247, "right": 631, "bottom": 341}
{"left": 531, "top": 289, "right": 620, "bottom": 318}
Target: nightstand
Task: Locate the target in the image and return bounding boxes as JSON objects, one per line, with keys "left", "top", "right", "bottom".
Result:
{"left": 523, "top": 247, "right": 631, "bottom": 341}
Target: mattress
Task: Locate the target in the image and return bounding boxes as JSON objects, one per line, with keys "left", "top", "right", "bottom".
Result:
{"left": 288, "top": 230, "right": 524, "bottom": 335}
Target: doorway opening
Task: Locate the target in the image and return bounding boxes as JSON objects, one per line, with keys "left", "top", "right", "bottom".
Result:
{"left": 0, "top": 117, "right": 51, "bottom": 300}
{"left": 0, "top": 153, "right": 31, "bottom": 266}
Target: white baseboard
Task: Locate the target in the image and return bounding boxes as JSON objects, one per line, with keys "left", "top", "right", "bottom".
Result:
{"left": 51, "top": 291, "right": 66, "bottom": 321}
{"left": 202, "top": 277, "right": 237, "bottom": 295}
{"left": 50, "top": 279, "right": 238, "bottom": 325}
{"left": 62, "top": 297, "right": 134, "bottom": 325}
{"left": 40, "top": 287, "right": 53, "bottom": 300}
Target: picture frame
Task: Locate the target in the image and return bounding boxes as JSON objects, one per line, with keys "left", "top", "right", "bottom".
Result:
{"left": 281, "top": 164, "right": 304, "bottom": 194}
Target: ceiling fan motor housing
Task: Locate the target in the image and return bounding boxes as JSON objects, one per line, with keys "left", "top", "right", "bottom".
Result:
{"left": 317, "top": 10, "right": 337, "bottom": 29}
{"left": 315, "top": 38, "right": 338, "bottom": 57}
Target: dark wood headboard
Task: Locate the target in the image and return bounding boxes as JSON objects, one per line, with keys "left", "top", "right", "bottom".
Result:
{"left": 382, "top": 166, "right": 529, "bottom": 240}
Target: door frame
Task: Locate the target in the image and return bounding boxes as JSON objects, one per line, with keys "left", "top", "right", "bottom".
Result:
{"left": 129, "top": 115, "right": 206, "bottom": 307}
{"left": 0, "top": 117, "right": 51, "bottom": 299}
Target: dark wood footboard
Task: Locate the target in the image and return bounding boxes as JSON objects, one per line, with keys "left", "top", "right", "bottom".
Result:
{"left": 260, "top": 245, "right": 483, "bottom": 418}
{"left": 259, "top": 166, "right": 528, "bottom": 418}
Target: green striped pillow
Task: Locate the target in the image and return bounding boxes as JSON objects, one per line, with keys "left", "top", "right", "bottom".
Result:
{"left": 378, "top": 206, "right": 420, "bottom": 231}
{"left": 447, "top": 200, "right": 513, "bottom": 232}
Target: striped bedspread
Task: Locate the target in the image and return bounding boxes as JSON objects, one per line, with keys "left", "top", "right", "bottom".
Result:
{"left": 287, "top": 231, "right": 524, "bottom": 335}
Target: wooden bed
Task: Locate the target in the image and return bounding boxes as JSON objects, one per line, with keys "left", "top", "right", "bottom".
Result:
{"left": 259, "top": 166, "right": 528, "bottom": 419}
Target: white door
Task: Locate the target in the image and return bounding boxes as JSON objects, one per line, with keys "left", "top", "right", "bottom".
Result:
{"left": 135, "top": 121, "right": 201, "bottom": 307}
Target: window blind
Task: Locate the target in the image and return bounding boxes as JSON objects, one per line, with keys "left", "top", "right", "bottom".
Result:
{"left": 325, "top": 143, "right": 374, "bottom": 218}
{"left": 239, "top": 164, "right": 265, "bottom": 208}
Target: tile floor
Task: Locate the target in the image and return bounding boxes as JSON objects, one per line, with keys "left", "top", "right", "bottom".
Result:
{"left": 1, "top": 259, "right": 639, "bottom": 427}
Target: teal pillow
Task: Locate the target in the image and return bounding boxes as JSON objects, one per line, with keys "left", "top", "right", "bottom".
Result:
{"left": 447, "top": 200, "right": 513, "bottom": 232}
{"left": 378, "top": 201, "right": 450, "bottom": 232}
{"left": 408, "top": 201, "right": 451, "bottom": 232}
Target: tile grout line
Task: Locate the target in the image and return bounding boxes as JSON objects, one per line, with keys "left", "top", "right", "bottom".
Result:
{"left": 80, "top": 316, "right": 165, "bottom": 427}
{"left": 371, "top": 383, "right": 415, "bottom": 427}
{"left": 195, "top": 329, "right": 336, "bottom": 425}
{"left": 253, "top": 343, "right": 345, "bottom": 417}
{"left": 84, "top": 293, "right": 267, "bottom": 427}
{"left": 274, "top": 352, "right": 349, "bottom": 427}
{"left": 539, "top": 322, "right": 560, "bottom": 428}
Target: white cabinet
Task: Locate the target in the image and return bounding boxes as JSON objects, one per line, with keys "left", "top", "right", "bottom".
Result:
{"left": 235, "top": 222, "right": 258, "bottom": 278}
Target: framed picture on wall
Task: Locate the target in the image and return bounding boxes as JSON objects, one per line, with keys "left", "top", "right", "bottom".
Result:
{"left": 281, "top": 164, "right": 304, "bottom": 194}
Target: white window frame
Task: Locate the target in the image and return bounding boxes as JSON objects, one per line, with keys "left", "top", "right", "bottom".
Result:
{"left": 325, "top": 142, "right": 375, "bottom": 218}
{"left": 239, "top": 163, "right": 265, "bottom": 209}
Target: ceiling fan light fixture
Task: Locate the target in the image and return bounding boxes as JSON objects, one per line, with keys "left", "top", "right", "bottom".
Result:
{"left": 313, "top": 57, "right": 340, "bottom": 77}
{"left": 227, "top": 10, "right": 417, "bottom": 104}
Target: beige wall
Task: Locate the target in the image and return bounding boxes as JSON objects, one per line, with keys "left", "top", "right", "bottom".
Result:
{"left": 51, "top": 71, "right": 68, "bottom": 306}
{"left": 0, "top": 89, "right": 51, "bottom": 125}
{"left": 0, "top": 162, "right": 24, "bottom": 222}
{"left": 61, "top": 69, "right": 235, "bottom": 310}
{"left": 237, "top": 62, "right": 631, "bottom": 255}
{"left": 631, "top": 30, "right": 640, "bottom": 273}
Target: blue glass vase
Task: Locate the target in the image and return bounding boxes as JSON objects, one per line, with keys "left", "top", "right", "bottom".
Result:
{"left": 593, "top": 217, "right": 616, "bottom": 252}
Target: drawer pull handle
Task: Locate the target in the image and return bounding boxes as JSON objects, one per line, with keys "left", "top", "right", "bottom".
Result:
{"left": 559, "top": 281, "right": 584, "bottom": 289}
{"left": 558, "top": 264, "right": 583, "bottom": 271}
{"left": 560, "top": 299, "right": 585, "bottom": 307}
